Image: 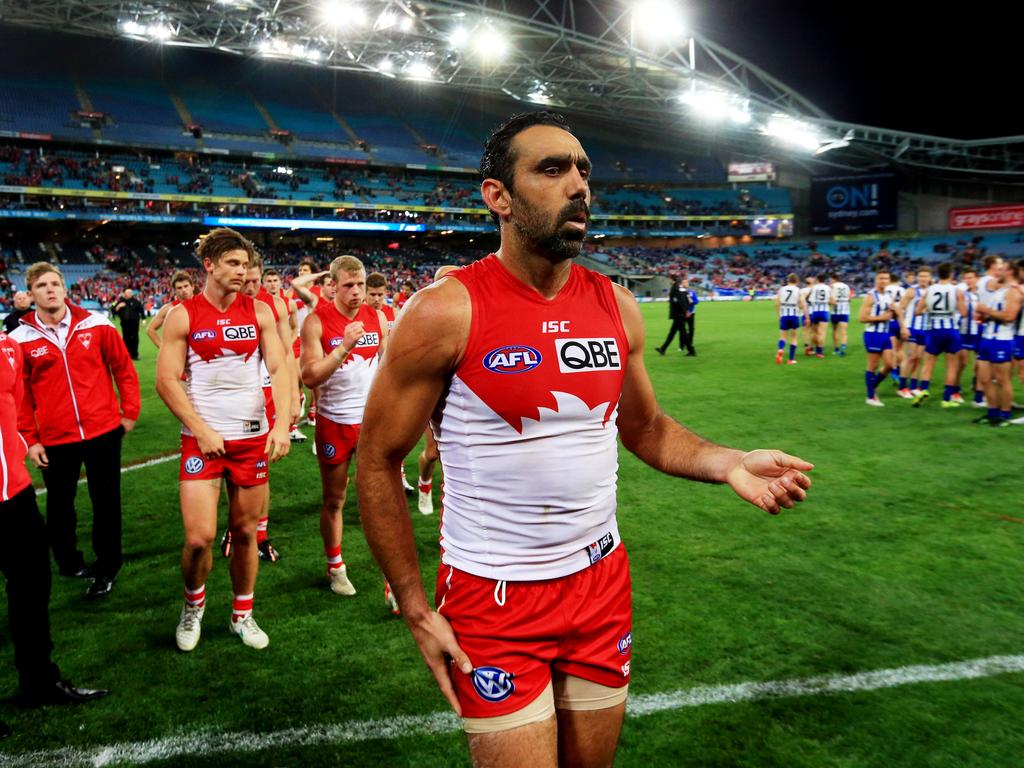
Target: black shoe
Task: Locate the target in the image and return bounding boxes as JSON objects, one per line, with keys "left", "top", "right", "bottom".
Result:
{"left": 257, "top": 539, "right": 280, "bottom": 562}
{"left": 59, "top": 565, "right": 95, "bottom": 579}
{"left": 685, "top": 350, "right": 697, "bottom": 357}
{"left": 656, "top": 346, "right": 665, "bottom": 356}
{"left": 85, "top": 576, "right": 114, "bottom": 600}
{"left": 0, "top": 720, "right": 10, "bottom": 740}
{"left": 20, "top": 679, "right": 109, "bottom": 707}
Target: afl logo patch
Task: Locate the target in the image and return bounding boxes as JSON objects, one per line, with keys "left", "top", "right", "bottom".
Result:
{"left": 329, "top": 337, "right": 345, "bottom": 348}
{"left": 322, "top": 443, "right": 337, "bottom": 460}
{"left": 617, "top": 631, "right": 633, "bottom": 655}
{"left": 472, "top": 667, "right": 515, "bottom": 703}
{"left": 184, "top": 457, "right": 205, "bottom": 475}
{"left": 483, "top": 345, "right": 542, "bottom": 374}
{"left": 191, "top": 330, "right": 216, "bottom": 341}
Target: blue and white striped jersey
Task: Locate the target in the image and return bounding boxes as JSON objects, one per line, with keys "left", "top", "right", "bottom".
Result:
{"left": 778, "top": 285, "right": 802, "bottom": 317}
{"left": 831, "top": 282, "right": 851, "bottom": 316}
{"left": 960, "top": 289, "right": 980, "bottom": 335}
{"left": 924, "top": 284, "right": 961, "bottom": 330}
{"left": 981, "top": 284, "right": 1016, "bottom": 341}
{"left": 864, "top": 290, "right": 891, "bottom": 333}
{"left": 904, "top": 287, "right": 929, "bottom": 331}
{"left": 808, "top": 283, "right": 831, "bottom": 313}
{"left": 884, "top": 284, "right": 905, "bottom": 307}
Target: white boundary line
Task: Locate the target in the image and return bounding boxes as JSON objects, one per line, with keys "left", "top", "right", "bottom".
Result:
{"left": 34, "top": 454, "right": 180, "bottom": 497}
{"left": 2, "top": 653, "right": 1022, "bottom": 768}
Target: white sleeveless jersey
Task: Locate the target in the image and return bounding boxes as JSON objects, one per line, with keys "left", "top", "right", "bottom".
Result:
{"left": 808, "top": 284, "right": 831, "bottom": 313}
{"left": 778, "top": 285, "right": 801, "bottom": 317}
{"left": 864, "top": 290, "right": 891, "bottom": 334}
{"left": 884, "top": 284, "right": 905, "bottom": 307}
{"left": 981, "top": 284, "right": 1016, "bottom": 341}
{"left": 924, "top": 284, "right": 960, "bottom": 330}
{"left": 799, "top": 286, "right": 813, "bottom": 310}
{"left": 831, "top": 282, "right": 851, "bottom": 315}
{"left": 1016, "top": 287, "right": 1024, "bottom": 336}
{"left": 905, "top": 287, "right": 929, "bottom": 331}
{"left": 181, "top": 293, "right": 267, "bottom": 441}
{"left": 961, "top": 290, "right": 980, "bottom": 335}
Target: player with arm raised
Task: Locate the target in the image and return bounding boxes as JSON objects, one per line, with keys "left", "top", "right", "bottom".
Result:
{"left": 859, "top": 270, "right": 895, "bottom": 406}
{"left": 146, "top": 271, "right": 195, "bottom": 349}
{"left": 356, "top": 112, "right": 812, "bottom": 768}
{"left": 156, "top": 229, "right": 290, "bottom": 651}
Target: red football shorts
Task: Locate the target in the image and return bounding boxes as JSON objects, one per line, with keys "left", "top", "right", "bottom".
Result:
{"left": 314, "top": 414, "right": 360, "bottom": 465}
{"left": 179, "top": 434, "right": 269, "bottom": 487}
{"left": 435, "top": 545, "right": 632, "bottom": 719}
{"left": 263, "top": 386, "right": 276, "bottom": 423}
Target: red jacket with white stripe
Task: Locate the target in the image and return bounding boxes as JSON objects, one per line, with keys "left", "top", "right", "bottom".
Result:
{"left": 11, "top": 303, "right": 141, "bottom": 447}
{"left": 0, "top": 332, "right": 31, "bottom": 501}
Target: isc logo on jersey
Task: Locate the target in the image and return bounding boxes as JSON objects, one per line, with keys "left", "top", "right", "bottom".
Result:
{"left": 555, "top": 338, "right": 622, "bottom": 374}
{"left": 224, "top": 325, "right": 257, "bottom": 341}
{"left": 483, "top": 345, "right": 542, "bottom": 374}
{"left": 472, "top": 666, "right": 515, "bottom": 702}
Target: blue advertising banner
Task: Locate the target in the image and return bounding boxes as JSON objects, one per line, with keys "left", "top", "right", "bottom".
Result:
{"left": 810, "top": 173, "right": 897, "bottom": 234}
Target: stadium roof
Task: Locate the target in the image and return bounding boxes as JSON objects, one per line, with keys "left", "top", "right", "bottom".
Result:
{"left": 3, "top": 0, "right": 1023, "bottom": 177}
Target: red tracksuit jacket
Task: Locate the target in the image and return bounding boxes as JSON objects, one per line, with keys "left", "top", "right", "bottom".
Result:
{"left": 0, "top": 332, "right": 31, "bottom": 501}
{"left": 11, "top": 302, "right": 141, "bottom": 447}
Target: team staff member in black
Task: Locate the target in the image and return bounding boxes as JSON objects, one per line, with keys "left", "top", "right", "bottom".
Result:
{"left": 111, "top": 288, "right": 144, "bottom": 360}
{"left": 0, "top": 330, "right": 107, "bottom": 737}
{"left": 657, "top": 274, "right": 691, "bottom": 355}
{"left": 3, "top": 291, "right": 32, "bottom": 334}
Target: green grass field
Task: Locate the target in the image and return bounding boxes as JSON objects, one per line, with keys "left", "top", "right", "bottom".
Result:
{"left": 2, "top": 299, "right": 1022, "bottom": 767}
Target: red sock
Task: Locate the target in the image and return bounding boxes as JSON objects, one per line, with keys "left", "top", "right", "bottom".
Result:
{"left": 184, "top": 585, "right": 206, "bottom": 608}
{"left": 418, "top": 480, "right": 432, "bottom": 494}
{"left": 257, "top": 516, "right": 269, "bottom": 544}
{"left": 325, "top": 545, "right": 344, "bottom": 571}
{"left": 232, "top": 593, "right": 254, "bottom": 623}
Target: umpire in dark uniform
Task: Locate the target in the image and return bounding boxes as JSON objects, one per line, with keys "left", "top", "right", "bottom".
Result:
{"left": 657, "top": 275, "right": 691, "bottom": 355}
{"left": 111, "top": 289, "right": 144, "bottom": 360}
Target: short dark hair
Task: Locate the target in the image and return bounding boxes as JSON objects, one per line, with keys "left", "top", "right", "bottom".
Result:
{"left": 365, "top": 272, "right": 388, "bottom": 289}
{"left": 818, "top": 273, "right": 830, "bottom": 283}
{"left": 937, "top": 262, "right": 953, "bottom": 280}
{"left": 262, "top": 268, "right": 280, "bottom": 279}
{"left": 480, "top": 111, "right": 574, "bottom": 226}
{"left": 196, "top": 227, "right": 256, "bottom": 266}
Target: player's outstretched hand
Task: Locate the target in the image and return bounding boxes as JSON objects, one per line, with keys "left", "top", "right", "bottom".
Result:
{"left": 726, "top": 449, "right": 813, "bottom": 515}
{"left": 408, "top": 611, "right": 473, "bottom": 717}
{"left": 266, "top": 424, "right": 291, "bottom": 463}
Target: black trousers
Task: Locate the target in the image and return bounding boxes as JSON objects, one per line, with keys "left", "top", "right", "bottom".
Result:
{"left": 683, "top": 315, "right": 696, "bottom": 353}
{"left": 0, "top": 486, "right": 60, "bottom": 697}
{"left": 121, "top": 322, "right": 140, "bottom": 359}
{"left": 660, "top": 318, "right": 687, "bottom": 351}
{"left": 41, "top": 427, "right": 124, "bottom": 579}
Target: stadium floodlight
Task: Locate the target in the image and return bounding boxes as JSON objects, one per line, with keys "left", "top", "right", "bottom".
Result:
{"left": 306, "top": 49, "right": 322, "bottom": 62}
{"left": 631, "top": 0, "right": 687, "bottom": 43}
{"left": 120, "top": 20, "right": 145, "bottom": 36}
{"left": 814, "top": 129, "right": 854, "bottom": 155}
{"left": 377, "top": 57, "right": 394, "bottom": 72}
{"left": 472, "top": 25, "right": 510, "bottom": 62}
{"left": 449, "top": 26, "right": 470, "bottom": 49}
{"left": 764, "top": 115, "right": 821, "bottom": 152}
{"left": 147, "top": 24, "right": 174, "bottom": 41}
{"left": 678, "top": 88, "right": 730, "bottom": 122}
{"left": 404, "top": 60, "right": 434, "bottom": 80}
{"left": 376, "top": 10, "right": 396, "bottom": 30}
{"left": 320, "top": 1, "right": 367, "bottom": 29}
{"left": 400, "top": 15, "right": 414, "bottom": 32}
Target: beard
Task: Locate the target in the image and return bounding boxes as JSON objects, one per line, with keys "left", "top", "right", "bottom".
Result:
{"left": 509, "top": 195, "right": 589, "bottom": 262}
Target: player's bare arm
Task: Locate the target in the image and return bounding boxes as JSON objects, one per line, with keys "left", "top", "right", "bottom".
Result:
{"left": 356, "top": 278, "right": 473, "bottom": 714}
{"left": 859, "top": 293, "right": 890, "bottom": 324}
{"left": 612, "top": 284, "right": 813, "bottom": 515}
{"left": 300, "top": 312, "right": 366, "bottom": 388}
{"left": 155, "top": 306, "right": 225, "bottom": 458}
{"left": 271, "top": 294, "right": 301, "bottom": 424}
{"left": 255, "top": 301, "right": 291, "bottom": 463}
{"left": 976, "top": 289, "right": 1021, "bottom": 322}
{"left": 291, "top": 270, "right": 328, "bottom": 307}
{"left": 146, "top": 302, "right": 172, "bottom": 348}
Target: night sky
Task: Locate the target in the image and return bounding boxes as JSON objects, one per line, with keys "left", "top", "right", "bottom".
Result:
{"left": 698, "top": 1, "right": 1018, "bottom": 140}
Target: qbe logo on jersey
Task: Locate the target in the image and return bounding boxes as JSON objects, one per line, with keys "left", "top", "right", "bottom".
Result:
{"left": 556, "top": 338, "right": 622, "bottom": 374}
{"left": 472, "top": 666, "right": 515, "bottom": 703}
{"left": 355, "top": 332, "right": 380, "bottom": 348}
{"left": 223, "top": 325, "right": 257, "bottom": 341}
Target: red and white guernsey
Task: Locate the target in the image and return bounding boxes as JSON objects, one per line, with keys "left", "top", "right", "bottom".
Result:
{"left": 255, "top": 288, "right": 281, "bottom": 388}
{"left": 182, "top": 292, "right": 267, "bottom": 441}
{"left": 437, "top": 255, "right": 629, "bottom": 581}
{"left": 315, "top": 301, "right": 382, "bottom": 425}
{"left": 380, "top": 304, "right": 396, "bottom": 333}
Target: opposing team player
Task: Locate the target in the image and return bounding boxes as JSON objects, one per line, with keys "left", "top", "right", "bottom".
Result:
{"left": 774, "top": 273, "right": 803, "bottom": 365}
{"left": 799, "top": 276, "right": 815, "bottom": 355}
{"left": 806, "top": 275, "right": 831, "bottom": 358}
{"left": 156, "top": 228, "right": 291, "bottom": 651}
{"left": 974, "top": 257, "right": 1021, "bottom": 426}
{"left": 896, "top": 267, "right": 931, "bottom": 398}
{"left": 912, "top": 263, "right": 965, "bottom": 408}
{"left": 357, "top": 112, "right": 812, "bottom": 767}
{"left": 859, "top": 270, "right": 895, "bottom": 406}
{"left": 954, "top": 268, "right": 983, "bottom": 406}
{"left": 829, "top": 274, "right": 851, "bottom": 356}
{"left": 884, "top": 274, "right": 907, "bottom": 385}
{"left": 300, "top": 255, "right": 388, "bottom": 596}
{"left": 1014, "top": 260, "right": 1024, "bottom": 397}
{"left": 146, "top": 271, "right": 195, "bottom": 349}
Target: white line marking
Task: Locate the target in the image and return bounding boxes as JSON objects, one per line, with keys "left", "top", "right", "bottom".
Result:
{"left": 2, "top": 653, "right": 1022, "bottom": 767}
{"left": 34, "top": 454, "right": 180, "bottom": 496}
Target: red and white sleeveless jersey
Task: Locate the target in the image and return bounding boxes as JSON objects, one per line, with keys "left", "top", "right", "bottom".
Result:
{"left": 436, "top": 255, "right": 629, "bottom": 581}
{"left": 380, "top": 304, "right": 396, "bottom": 333}
{"left": 255, "top": 289, "right": 281, "bottom": 388}
{"left": 315, "top": 301, "right": 382, "bottom": 425}
{"left": 182, "top": 292, "right": 267, "bottom": 440}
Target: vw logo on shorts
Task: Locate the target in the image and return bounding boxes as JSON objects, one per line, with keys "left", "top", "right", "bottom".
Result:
{"left": 472, "top": 666, "right": 515, "bottom": 703}
{"left": 322, "top": 443, "right": 337, "bottom": 460}
{"left": 184, "top": 456, "right": 205, "bottom": 475}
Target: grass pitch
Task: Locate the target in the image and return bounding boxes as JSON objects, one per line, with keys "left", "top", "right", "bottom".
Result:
{"left": 2, "top": 299, "right": 1022, "bottom": 767}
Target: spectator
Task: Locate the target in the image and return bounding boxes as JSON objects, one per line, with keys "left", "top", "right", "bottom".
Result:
{"left": 3, "top": 291, "right": 32, "bottom": 334}
{"left": 111, "top": 288, "right": 144, "bottom": 360}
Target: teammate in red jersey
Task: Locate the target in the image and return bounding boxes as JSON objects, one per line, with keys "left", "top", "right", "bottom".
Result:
{"left": 357, "top": 113, "right": 813, "bottom": 766}
{"left": 146, "top": 270, "right": 195, "bottom": 349}
{"left": 156, "top": 228, "right": 291, "bottom": 652}
{"left": 301, "top": 255, "right": 389, "bottom": 596}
